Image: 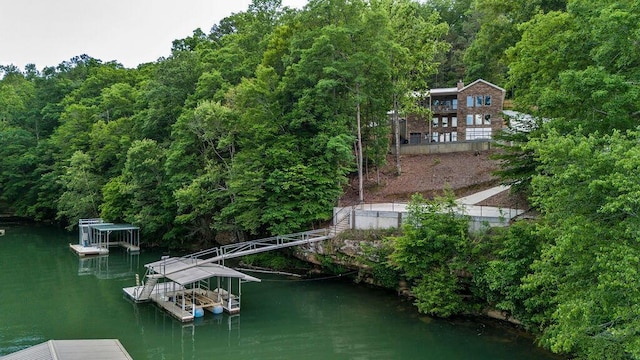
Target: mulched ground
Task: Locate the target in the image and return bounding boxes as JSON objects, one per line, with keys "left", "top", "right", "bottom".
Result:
{"left": 339, "top": 150, "right": 530, "bottom": 209}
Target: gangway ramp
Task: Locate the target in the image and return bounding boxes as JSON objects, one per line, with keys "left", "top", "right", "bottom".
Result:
{"left": 145, "top": 228, "right": 332, "bottom": 277}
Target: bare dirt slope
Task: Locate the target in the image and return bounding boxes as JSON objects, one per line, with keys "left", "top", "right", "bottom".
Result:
{"left": 339, "top": 150, "right": 529, "bottom": 209}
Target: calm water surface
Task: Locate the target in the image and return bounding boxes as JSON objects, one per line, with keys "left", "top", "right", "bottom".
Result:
{"left": 0, "top": 225, "right": 558, "bottom": 359}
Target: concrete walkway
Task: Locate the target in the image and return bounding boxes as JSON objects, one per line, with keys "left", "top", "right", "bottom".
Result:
{"left": 349, "top": 184, "right": 524, "bottom": 228}
{"left": 455, "top": 185, "right": 511, "bottom": 205}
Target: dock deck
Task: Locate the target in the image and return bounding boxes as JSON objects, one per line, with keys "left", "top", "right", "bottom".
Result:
{"left": 123, "top": 281, "right": 182, "bottom": 303}
{"left": 69, "top": 243, "right": 109, "bottom": 256}
{"left": 123, "top": 282, "right": 238, "bottom": 322}
{"left": 149, "top": 292, "right": 195, "bottom": 322}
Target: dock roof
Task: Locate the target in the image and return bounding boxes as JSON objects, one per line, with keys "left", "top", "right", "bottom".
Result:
{"left": 1, "top": 339, "right": 133, "bottom": 360}
{"left": 89, "top": 223, "right": 140, "bottom": 231}
{"left": 163, "top": 261, "right": 261, "bottom": 285}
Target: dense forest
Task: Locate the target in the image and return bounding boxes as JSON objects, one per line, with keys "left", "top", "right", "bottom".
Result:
{"left": 2, "top": 0, "right": 640, "bottom": 358}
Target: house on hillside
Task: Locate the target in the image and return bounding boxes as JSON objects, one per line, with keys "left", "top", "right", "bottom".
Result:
{"left": 391, "top": 79, "right": 506, "bottom": 147}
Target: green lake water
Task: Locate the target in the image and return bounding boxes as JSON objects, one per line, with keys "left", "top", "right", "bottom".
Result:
{"left": 0, "top": 225, "right": 559, "bottom": 359}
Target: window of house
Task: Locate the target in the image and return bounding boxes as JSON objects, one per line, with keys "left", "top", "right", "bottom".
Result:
{"left": 466, "top": 115, "right": 473, "bottom": 125}
{"left": 484, "top": 114, "right": 491, "bottom": 125}
{"left": 476, "top": 95, "right": 483, "bottom": 107}
{"left": 484, "top": 95, "right": 492, "bottom": 106}
{"left": 467, "top": 96, "right": 474, "bottom": 107}
{"left": 465, "top": 127, "right": 492, "bottom": 140}
{"left": 475, "top": 114, "right": 483, "bottom": 125}
{"left": 432, "top": 132, "right": 439, "bottom": 142}
{"left": 432, "top": 118, "right": 438, "bottom": 128}
{"left": 452, "top": 99, "right": 458, "bottom": 110}
{"left": 442, "top": 116, "right": 448, "bottom": 127}
{"left": 452, "top": 132, "right": 458, "bottom": 141}
{"left": 451, "top": 116, "right": 457, "bottom": 127}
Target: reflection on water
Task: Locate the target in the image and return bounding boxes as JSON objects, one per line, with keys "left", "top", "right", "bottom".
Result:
{"left": 77, "top": 251, "right": 140, "bottom": 279}
{"left": 0, "top": 225, "right": 560, "bottom": 360}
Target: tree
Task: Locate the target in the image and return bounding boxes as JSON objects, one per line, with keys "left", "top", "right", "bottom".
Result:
{"left": 425, "top": 0, "right": 476, "bottom": 87}
{"left": 473, "top": 220, "right": 543, "bottom": 325}
{"left": 284, "top": 0, "right": 393, "bottom": 202}
{"left": 389, "top": 192, "right": 471, "bottom": 317}
{"left": 57, "top": 151, "right": 102, "bottom": 229}
{"left": 465, "top": 0, "right": 567, "bottom": 85}
{"left": 378, "top": 0, "right": 449, "bottom": 175}
{"left": 167, "top": 100, "right": 241, "bottom": 244}
{"left": 0, "top": 121, "right": 38, "bottom": 211}
{"left": 103, "top": 139, "right": 174, "bottom": 240}
{"left": 523, "top": 129, "right": 640, "bottom": 359}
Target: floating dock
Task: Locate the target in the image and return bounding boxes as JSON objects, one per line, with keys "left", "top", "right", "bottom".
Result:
{"left": 124, "top": 262, "right": 260, "bottom": 322}
{"left": 70, "top": 218, "right": 140, "bottom": 256}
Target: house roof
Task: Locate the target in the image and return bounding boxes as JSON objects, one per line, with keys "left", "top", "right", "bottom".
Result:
{"left": 460, "top": 79, "right": 505, "bottom": 93}
{"left": 429, "top": 87, "right": 458, "bottom": 96}
{"left": 2, "top": 340, "right": 133, "bottom": 360}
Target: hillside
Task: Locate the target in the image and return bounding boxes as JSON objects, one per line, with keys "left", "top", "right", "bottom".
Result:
{"left": 339, "top": 150, "right": 529, "bottom": 209}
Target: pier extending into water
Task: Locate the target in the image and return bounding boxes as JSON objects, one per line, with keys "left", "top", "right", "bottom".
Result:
{"left": 121, "top": 187, "right": 525, "bottom": 322}
{"left": 122, "top": 226, "right": 344, "bottom": 321}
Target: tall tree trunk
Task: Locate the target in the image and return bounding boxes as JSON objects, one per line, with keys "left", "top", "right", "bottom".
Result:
{"left": 393, "top": 92, "right": 401, "bottom": 175}
{"left": 356, "top": 83, "right": 364, "bottom": 204}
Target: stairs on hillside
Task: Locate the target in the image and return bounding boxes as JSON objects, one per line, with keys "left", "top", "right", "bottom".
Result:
{"left": 331, "top": 207, "right": 352, "bottom": 236}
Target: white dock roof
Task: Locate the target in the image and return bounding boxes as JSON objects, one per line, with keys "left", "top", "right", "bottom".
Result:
{"left": 89, "top": 223, "right": 140, "bottom": 231}
{"left": 1, "top": 339, "right": 133, "bottom": 360}
{"left": 163, "top": 261, "right": 261, "bottom": 285}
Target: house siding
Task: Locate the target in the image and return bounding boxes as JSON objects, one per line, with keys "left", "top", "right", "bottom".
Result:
{"left": 457, "top": 81, "right": 505, "bottom": 141}
{"left": 392, "top": 79, "right": 505, "bottom": 149}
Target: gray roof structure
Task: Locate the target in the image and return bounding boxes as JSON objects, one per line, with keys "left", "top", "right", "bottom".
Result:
{"left": 1, "top": 339, "right": 133, "bottom": 360}
{"left": 89, "top": 223, "right": 140, "bottom": 232}
{"left": 429, "top": 87, "right": 458, "bottom": 96}
{"left": 164, "top": 262, "right": 261, "bottom": 285}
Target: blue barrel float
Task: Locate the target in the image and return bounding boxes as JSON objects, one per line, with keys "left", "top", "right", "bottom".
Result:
{"left": 194, "top": 307, "right": 205, "bottom": 318}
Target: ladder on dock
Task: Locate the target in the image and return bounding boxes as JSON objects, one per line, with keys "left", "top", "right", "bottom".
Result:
{"left": 136, "top": 275, "right": 160, "bottom": 301}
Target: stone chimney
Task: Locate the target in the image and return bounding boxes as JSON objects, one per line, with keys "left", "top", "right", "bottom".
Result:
{"left": 457, "top": 80, "right": 464, "bottom": 90}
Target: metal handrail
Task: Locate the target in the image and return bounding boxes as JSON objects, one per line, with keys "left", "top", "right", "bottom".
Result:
{"left": 142, "top": 228, "right": 333, "bottom": 277}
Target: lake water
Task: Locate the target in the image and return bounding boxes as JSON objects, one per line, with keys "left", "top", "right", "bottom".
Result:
{"left": 0, "top": 225, "right": 559, "bottom": 359}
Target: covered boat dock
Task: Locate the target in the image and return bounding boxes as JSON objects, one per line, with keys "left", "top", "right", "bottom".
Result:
{"left": 70, "top": 218, "right": 140, "bottom": 256}
{"left": 123, "top": 262, "right": 260, "bottom": 322}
